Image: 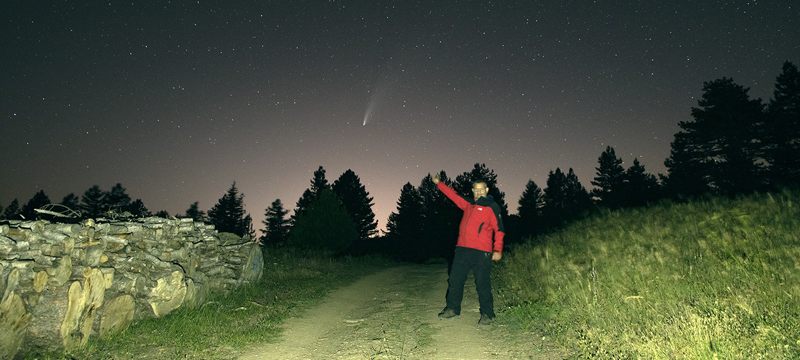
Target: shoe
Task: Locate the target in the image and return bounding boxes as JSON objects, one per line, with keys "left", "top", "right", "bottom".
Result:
{"left": 478, "top": 314, "right": 495, "bottom": 325}
{"left": 438, "top": 307, "right": 459, "bottom": 319}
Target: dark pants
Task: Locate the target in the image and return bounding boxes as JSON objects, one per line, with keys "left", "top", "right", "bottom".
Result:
{"left": 445, "top": 246, "right": 495, "bottom": 318}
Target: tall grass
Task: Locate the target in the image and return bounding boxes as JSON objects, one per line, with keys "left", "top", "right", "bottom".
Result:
{"left": 496, "top": 190, "right": 800, "bottom": 358}
{"left": 31, "top": 249, "right": 391, "bottom": 359}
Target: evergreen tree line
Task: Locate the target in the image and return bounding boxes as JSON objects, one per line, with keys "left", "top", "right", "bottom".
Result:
{"left": 663, "top": 61, "right": 800, "bottom": 196}
{"left": 0, "top": 169, "right": 375, "bottom": 250}
{"left": 0, "top": 182, "right": 257, "bottom": 241}
{"left": 260, "top": 164, "right": 509, "bottom": 261}
{"left": 0, "top": 183, "right": 154, "bottom": 221}
{"left": 377, "top": 60, "right": 800, "bottom": 262}
{"left": 380, "top": 164, "right": 507, "bottom": 262}
{"left": 379, "top": 158, "right": 658, "bottom": 262}
{"left": 4, "top": 61, "right": 797, "bottom": 259}
{"left": 259, "top": 166, "right": 378, "bottom": 256}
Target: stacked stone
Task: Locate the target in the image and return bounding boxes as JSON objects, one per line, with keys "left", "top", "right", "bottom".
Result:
{"left": 0, "top": 217, "right": 263, "bottom": 358}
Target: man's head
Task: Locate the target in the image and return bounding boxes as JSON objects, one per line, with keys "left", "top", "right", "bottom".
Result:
{"left": 471, "top": 181, "right": 489, "bottom": 200}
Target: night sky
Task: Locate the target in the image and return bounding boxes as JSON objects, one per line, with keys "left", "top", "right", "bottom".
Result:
{"left": 2, "top": 1, "right": 798, "bottom": 232}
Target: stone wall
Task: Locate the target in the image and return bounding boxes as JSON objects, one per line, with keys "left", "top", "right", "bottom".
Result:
{"left": 0, "top": 217, "right": 263, "bottom": 358}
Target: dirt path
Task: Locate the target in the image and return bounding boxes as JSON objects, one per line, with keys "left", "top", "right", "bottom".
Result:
{"left": 239, "top": 264, "right": 563, "bottom": 359}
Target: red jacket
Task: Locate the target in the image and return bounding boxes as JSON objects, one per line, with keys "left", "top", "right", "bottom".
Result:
{"left": 437, "top": 182, "right": 505, "bottom": 253}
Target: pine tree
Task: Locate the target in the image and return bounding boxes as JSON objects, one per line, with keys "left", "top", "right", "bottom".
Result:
{"left": 765, "top": 61, "right": 800, "bottom": 187}
{"left": 2, "top": 199, "right": 20, "bottom": 220}
{"left": 184, "top": 201, "right": 206, "bottom": 221}
{"left": 243, "top": 214, "right": 254, "bottom": 238}
{"left": 385, "top": 183, "right": 426, "bottom": 262}
{"left": 591, "top": 146, "right": 626, "bottom": 208}
{"left": 154, "top": 210, "right": 170, "bottom": 218}
{"left": 517, "top": 179, "right": 544, "bottom": 240}
{"left": 208, "top": 182, "right": 254, "bottom": 238}
{"left": 622, "top": 159, "right": 660, "bottom": 207}
{"left": 60, "top": 193, "right": 80, "bottom": 211}
{"left": 665, "top": 77, "right": 764, "bottom": 196}
{"left": 81, "top": 185, "right": 106, "bottom": 218}
{"left": 293, "top": 166, "right": 331, "bottom": 223}
{"left": 21, "top": 190, "right": 51, "bottom": 220}
{"left": 105, "top": 183, "right": 132, "bottom": 213}
{"left": 418, "top": 171, "right": 460, "bottom": 260}
{"left": 128, "top": 199, "right": 150, "bottom": 217}
{"left": 663, "top": 131, "right": 710, "bottom": 198}
{"left": 543, "top": 168, "right": 568, "bottom": 227}
{"left": 288, "top": 189, "right": 357, "bottom": 254}
{"left": 260, "top": 199, "right": 289, "bottom": 247}
{"left": 332, "top": 169, "right": 378, "bottom": 245}
{"left": 543, "top": 168, "right": 591, "bottom": 228}
{"left": 453, "top": 163, "right": 509, "bottom": 218}
{"left": 565, "top": 168, "right": 592, "bottom": 215}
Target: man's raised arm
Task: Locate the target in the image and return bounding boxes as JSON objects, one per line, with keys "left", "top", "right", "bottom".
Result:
{"left": 432, "top": 174, "right": 469, "bottom": 210}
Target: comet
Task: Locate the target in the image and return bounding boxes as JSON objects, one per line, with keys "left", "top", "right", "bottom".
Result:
{"left": 362, "top": 97, "right": 376, "bottom": 126}
{"left": 361, "top": 72, "right": 399, "bottom": 127}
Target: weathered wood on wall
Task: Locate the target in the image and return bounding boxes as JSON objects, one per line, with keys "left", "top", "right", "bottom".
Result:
{"left": 0, "top": 217, "right": 263, "bottom": 358}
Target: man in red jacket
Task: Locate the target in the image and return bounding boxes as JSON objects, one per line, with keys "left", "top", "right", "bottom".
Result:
{"left": 433, "top": 174, "right": 504, "bottom": 325}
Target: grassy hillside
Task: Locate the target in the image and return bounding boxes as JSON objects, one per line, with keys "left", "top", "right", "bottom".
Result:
{"left": 496, "top": 190, "right": 800, "bottom": 359}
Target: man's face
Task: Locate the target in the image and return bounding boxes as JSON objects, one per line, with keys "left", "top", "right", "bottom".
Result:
{"left": 471, "top": 182, "right": 488, "bottom": 200}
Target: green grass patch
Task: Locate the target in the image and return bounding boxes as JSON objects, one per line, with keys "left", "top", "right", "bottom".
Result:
{"left": 29, "top": 249, "right": 393, "bottom": 359}
{"left": 496, "top": 190, "right": 800, "bottom": 359}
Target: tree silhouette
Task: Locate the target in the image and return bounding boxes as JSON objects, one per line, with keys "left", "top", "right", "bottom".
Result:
{"left": 453, "top": 163, "right": 509, "bottom": 219}
{"left": 288, "top": 189, "right": 357, "bottom": 254}
{"left": 184, "top": 201, "right": 206, "bottom": 221}
{"left": 293, "top": 165, "right": 331, "bottom": 224}
{"left": 663, "top": 132, "right": 710, "bottom": 198}
{"left": 80, "top": 185, "right": 106, "bottom": 218}
{"left": 60, "top": 193, "right": 80, "bottom": 212}
{"left": 565, "top": 168, "right": 592, "bottom": 214}
{"left": 127, "top": 199, "right": 150, "bottom": 217}
{"left": 332, "top": 169, "right": 378, "bottom": 247}
{"left": 666, "top": 77, "right": 764, "bottom": 196}
{"left": 105, "top": 183, "right": 132, "bottom": 212}
{"left": 591, "top": 146, "right": 626, "bottom": 208}
{"left": 154, "top": 210, "right": 171, "bottom": 218}
{"left": 517, "top": 179, "right": 545, "bottom": 241}
{"left": 543, "top": 168, "right": 568, "bottom": 227}
{"left": 208, "top": 182, "right": 254, "bottom": 238}
{"left": 418, "top": 171, "right": 460, "bottom": 260}
{"left": 622, "top": 159, "right": 660, "bottom": 207}
{"left": 2, "top": 199, "right": 20, "bottom": 220}
{"left": 765, "top": 61, "right": 800, "bottom": 187}
{"left": 260, "top": 199, "right": 289, "bottom": 247}
{"left": 543, "top": 168, "right": 591, "bottom": 228}
{"left": 385, "top": 182, "right": 426, "bottom": 262}
{"left": 21, "top": 190, "right": 51, "bottom": 220}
